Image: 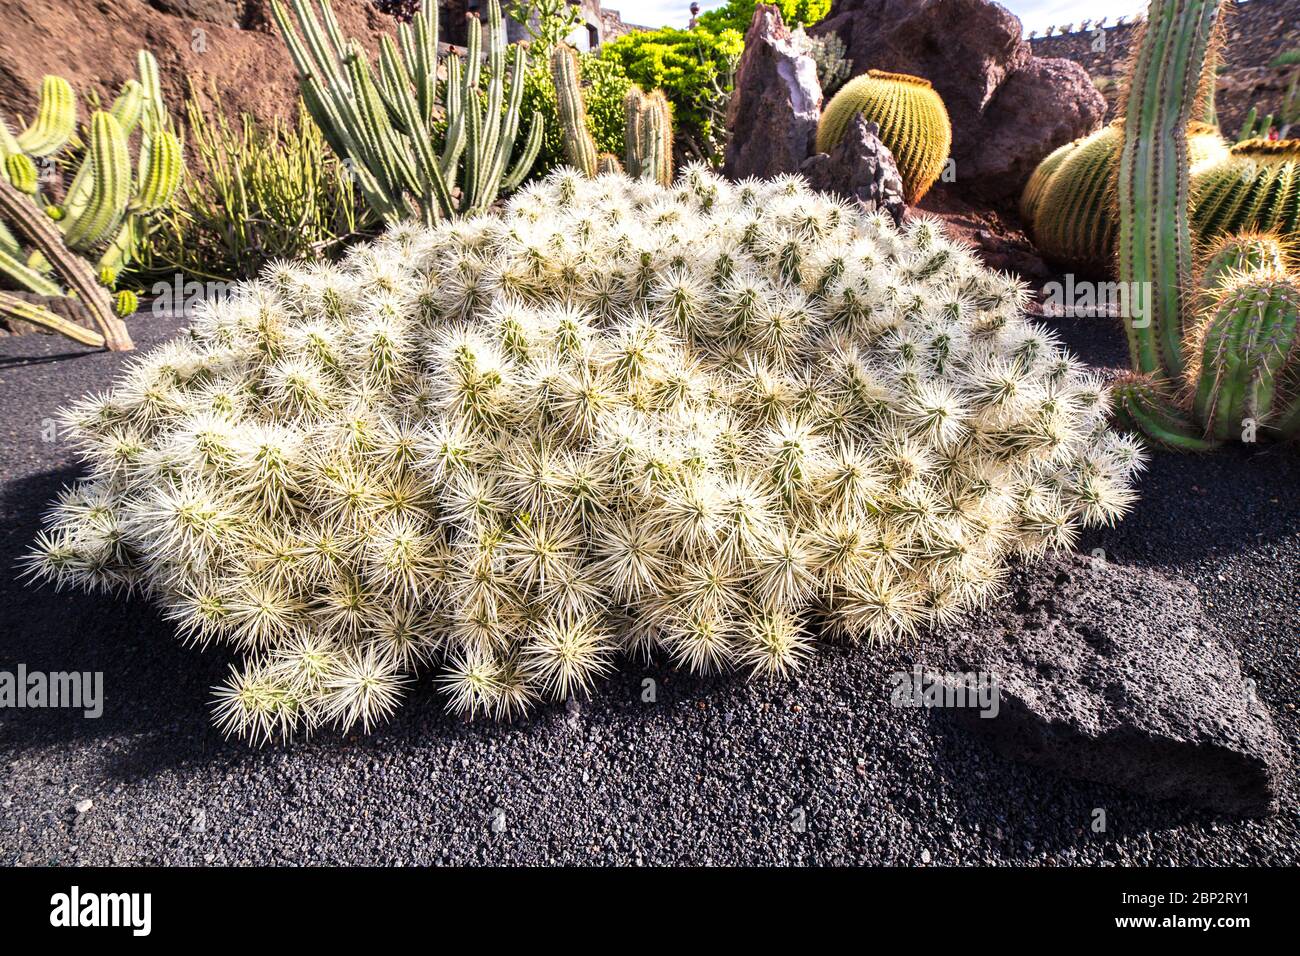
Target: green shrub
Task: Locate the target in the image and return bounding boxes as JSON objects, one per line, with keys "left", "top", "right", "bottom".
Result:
{"left": 696, "top": 0, "right": 831, "bottom": 33}
{"left": 27, "top": 166, "right": 1141, "bottom": 740}
{"left": 598, "top": 27, "right": 743, "bottom": 165}
{"left": 522, "top": 53, "right": 634, "bottom": 179}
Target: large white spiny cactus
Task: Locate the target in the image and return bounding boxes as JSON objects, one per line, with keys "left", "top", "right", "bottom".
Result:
{"left": 26, "top": 166, "right": 1144, "bottom": 741}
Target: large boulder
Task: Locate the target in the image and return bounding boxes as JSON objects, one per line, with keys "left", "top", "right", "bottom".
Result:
{"left": 928, "top": 554, "right": 1287, "bottom": 816}
{"left": 724, "top": 5, "right": 823, "bottom": 180}
{"left": 0, "top": 0, "right": 395, "bottom": 134}
{"left": 800, "top": 115, "right": 907, "bottom": 225}
{"left": 812, "top": 0, "right": 1104, "bottom": 203}
{"left": 965, "top": 56, "right": 1107, "bottom": 200}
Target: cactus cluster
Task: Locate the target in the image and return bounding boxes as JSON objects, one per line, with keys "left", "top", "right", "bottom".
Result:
{"left": 1105, "top": 0, "right": 1300, "bottom": 447}
{"left": 0, "top": 52, "right": 183, "bottom": 350}
{"left": 1113, "top": 231, "right": 1300, "bottom": 446}
{"left": 272, "top": 0, "right": 542, "bottom": 225}
{"left": 550, "top": 43, "right": 673, "bottom": 186}
{"left": 1022, "top": 121, "right": 1229, "bottom": 274}
{"left": 817, "top": 70, "right": 952, "bottom": 204}
{"left": 25, "top": 166, "right": 1141, "bottom": 741}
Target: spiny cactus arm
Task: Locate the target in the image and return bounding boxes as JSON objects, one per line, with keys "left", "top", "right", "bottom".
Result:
{"left": 0, "top": 290, "right": 105, "bottom": 348}
{"left": 130, "top": 127, "right": 183, "bottom": 214}
{"left": 485, "top": 42, "right": 539, "bottom": 195}
{"left": 439, "top": 52, "right": 467, "bottom": 185}
{"left": 411, "top": 3, "right": 438, "bottom": 123}
{"left": 108, "top": 80, "right": 145, "bottom": 137}
{"left": 1111, "top": 372, "right": 1220, "bottom": 449}
{"left": 15, "top": 76, "right": 76, "bottom": 157}
{"left": 1116, "top": 0, "right": 1222, "bottom": 378}
{"left": 136, "top": 51, "right": 166, "bottom": 125}
{"left": 624, "top": 86, "right": 645, "bottom": 179}
{"left": 0, "top": 177, "right": 131, "bottom": 350}
{"left": 0, "top": 244, "right": 63, "bottom": 297}
{"left": 62, "top": 112, "right": 132, "bottom": 251}
{"left": 345, "top": 49, "right": 420, "bottom": 218}
{"left": 553, "top": 43, "right": 598, "bottom": 177}
{"left": 96, "top": 219, "right": 143, "bottom": 278}
{"left": 475, "top": 0, "right": 510, "bottom": 201}
{"left": 377, "top": 34, "right": 454, "bottom": 221}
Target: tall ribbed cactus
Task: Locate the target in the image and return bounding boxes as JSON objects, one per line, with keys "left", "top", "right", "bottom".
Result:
{"left": 552, "top": 43, "right": 597, "bottom": 177}
{"left": 0, "top": 51, "right": 182, "bottom": 351}
{"left": 272, "top": 0, "right": 542, "bottom": 224}
{"left": 1107, "top": 0, "right": 1300, "bottom": 448}
{"left": 1115, "top": 0, "right": 1223, "bottom": 378}
{"left": 624, "top": 86, "right": 673, "bottom": 187}
{"left": 816, "top": 70, "right": 951, "bottom": 204}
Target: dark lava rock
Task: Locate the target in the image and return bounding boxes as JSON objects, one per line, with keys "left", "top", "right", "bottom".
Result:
{"left": 800, "top": 114, "right": 907, "bottom": 225}
{"left": 812, "top": 0, "right": 1104, "bottom": 202}
{"left": 723, "top": 4, "right": 823, "bottom": 180}
{"left": 931, "top": 553, "right": 1287, "bottom": 816}
{"left": 965, "top": 56, "right": 1107, "bottom": 202}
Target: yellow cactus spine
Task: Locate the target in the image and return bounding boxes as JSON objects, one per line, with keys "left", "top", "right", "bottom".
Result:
{"left": 816, "top": 70, "right": 951, "bottom": 204}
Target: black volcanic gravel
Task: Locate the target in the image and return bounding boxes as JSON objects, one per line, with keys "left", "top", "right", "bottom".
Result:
{"left": 0, "top": 310, "right": 1296, "bottom": 866}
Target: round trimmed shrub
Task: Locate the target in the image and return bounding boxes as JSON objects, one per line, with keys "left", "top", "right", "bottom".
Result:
{"left": 27, "top": 166, "right": 1142, "bottom": 741}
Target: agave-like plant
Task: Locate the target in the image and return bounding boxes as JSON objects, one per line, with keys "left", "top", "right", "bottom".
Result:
{"left": 26, "top": 167, "right": 1142, "bottom": 741}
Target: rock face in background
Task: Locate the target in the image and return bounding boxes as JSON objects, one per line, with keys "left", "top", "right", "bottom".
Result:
{"left": 800, "top": 115, "right": 907, "bottom": 225}
{"left": 928, "top": 554, "right": 1288, "bottom": 816}
{"left": 0, "top": 0, "right": 394, "bottom": 133}
{"left": 1029, "top": 0, "right": 1300, "bottom": 136}
{"left": 723, "top": 5, "right": 823, "bottom": 180}
{"left": 812, "top": 0, "right": 1105, "bottom": 203}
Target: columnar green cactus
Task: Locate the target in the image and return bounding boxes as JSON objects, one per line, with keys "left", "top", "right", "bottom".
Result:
{"left": 1106, "top": 0, "right": 1300, "bottom": 449}
{"left": 816, "top": 70, "right": 952, "bottom": 204}
{"left": 1115, "top": 0, "right": 1223, "bottom": 378}
{"left": 623, "top": 86, "right": 673, "bottom": 187}
{"left": 552, "top": 43, "right": 598, "bottom": 177}
{"left": 272, "top": 0, "right": 543, "bottom": 225}
{"left": 0, "top": 51, "right": 183, "bottom": 351}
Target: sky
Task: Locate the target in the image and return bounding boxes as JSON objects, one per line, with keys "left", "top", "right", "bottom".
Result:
{"left": 611, "top": 0, "right": 1151, "bottom": 35}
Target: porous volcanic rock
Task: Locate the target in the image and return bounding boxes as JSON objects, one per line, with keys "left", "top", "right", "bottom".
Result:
{"left": 800, "top": 115, "right": 907, "bottom": 225}
{"left": 723, "top": 4, "right": 823, "bottom": 180}
{"left": 0, "top": 0, "right": 395, "bottom": 134}
{"left": 928, "top": 553, "right": 1287, "bottom": 816}
{"left": 812, "top": 0, "right": 1104, "bottom": 202}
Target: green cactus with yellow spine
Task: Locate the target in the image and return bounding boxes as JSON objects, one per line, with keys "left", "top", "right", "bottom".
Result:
{"left": 1104, "top": 0, "right": 1300, "bottom": 448}
{"left": 816, "top": 70, "right": 952, "bottom": 204}
{"left": 0, "top": 51, "right": 183, "bottom": 351}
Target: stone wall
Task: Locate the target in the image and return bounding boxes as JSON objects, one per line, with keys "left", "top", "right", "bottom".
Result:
{"left": 1027, "top": 0, "right": 1300, "bottom": 134}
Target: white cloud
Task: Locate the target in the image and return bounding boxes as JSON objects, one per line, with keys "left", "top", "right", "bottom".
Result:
{"left": 606, "top": 0, "right": 1151, "bottom": 36}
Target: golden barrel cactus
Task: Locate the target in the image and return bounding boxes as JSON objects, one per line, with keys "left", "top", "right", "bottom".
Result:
{"left": 816, "top": 70, "right": 952, "bottom": 203}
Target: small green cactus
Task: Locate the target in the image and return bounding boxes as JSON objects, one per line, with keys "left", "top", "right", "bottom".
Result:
{"left": 624, "top": 86, "right": 673, "bottom": 187}
{"left": 1191, "top": 140, "right": 1300, "bottom": 244}
{"left": 816, "top": 70, "right": 952, "bottom": 204}
{"left": 552, "top": 43, "right": 598, "bottom": 177}
{"left": 114, "top": 289, "right": 139, "bottom": 318}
